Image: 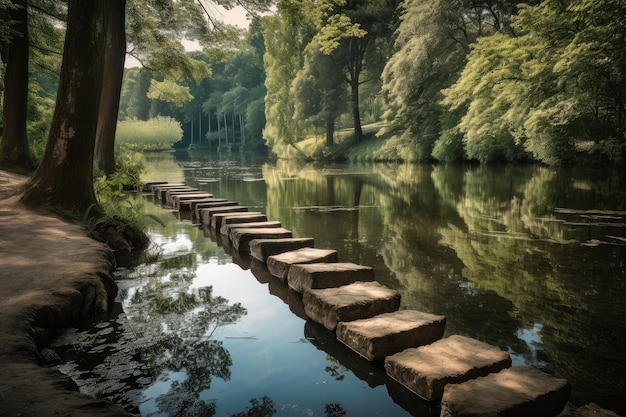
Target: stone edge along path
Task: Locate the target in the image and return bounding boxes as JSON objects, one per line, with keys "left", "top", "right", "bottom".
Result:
{"left": 142, "top": 180, "right": 615, "bottom": 417}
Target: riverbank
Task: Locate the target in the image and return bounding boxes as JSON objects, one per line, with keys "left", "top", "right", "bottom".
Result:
{"left": 0, "top": 170, "right": 130, "bottom": 417}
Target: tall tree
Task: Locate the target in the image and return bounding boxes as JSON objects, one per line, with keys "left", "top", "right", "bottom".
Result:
{"left": 21, "top": 0, "right": 106, "bottom": 214}
{"left": 94, "top": 0, "right": 125, "bottom": 175}
{"left": 382, "top": 0, "right": 518, "bottom": 162}
{"left": 0, "top": 0, "right": 33, "bottom": 170}
{"left": 292, "top": 39, "right": 346, "bottom": 146}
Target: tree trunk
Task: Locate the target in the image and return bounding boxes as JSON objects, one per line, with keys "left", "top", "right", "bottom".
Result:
{"left": 350, "top": 78, "right": 364, "bottom": 144}
{"left": 0, "top": 0, "right": 34, "bottom": 171}
{"left": 325, "top": 114, "right": 335, "bottom": 147}
{"left": 94, "top": 0, "right": 126, "bottom": 176}
{"left": 21, "top": 0, "right": 107, "bottom": 215}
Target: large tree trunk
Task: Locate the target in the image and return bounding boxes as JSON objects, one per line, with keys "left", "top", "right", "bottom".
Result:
{"left": 21, "top": 0, "right": 106, "bottom": 215}
{"left": 0, "top": 0, "right": 34, "bottom": 171}
{"left": 94, "top": 0, "right": 126, "bottom": 176}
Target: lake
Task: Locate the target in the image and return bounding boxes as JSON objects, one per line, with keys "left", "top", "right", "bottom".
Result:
{"left": 53, "top": 150, "right": 626, "bottom": 416}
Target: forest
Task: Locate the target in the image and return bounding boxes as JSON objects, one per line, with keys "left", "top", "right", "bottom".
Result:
{"left": 1, "top": 0, "right": 625, "bottom": 218}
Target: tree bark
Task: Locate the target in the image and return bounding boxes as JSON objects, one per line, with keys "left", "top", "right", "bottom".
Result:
{"left": 21, "top": 0, "right": 106, "bottom": 215}
{"left": 0, "top": 0, "right": 34, "bottom": 171}
{"left": 325, "top": 114, "right": 334, "bottom": 147}
{"left": 94, "top": 0, "right": 126, "bottom": 176}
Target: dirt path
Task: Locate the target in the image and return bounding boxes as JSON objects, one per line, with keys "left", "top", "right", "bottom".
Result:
{"left": 0, "top": 170, "right": 130, "bottom": 416}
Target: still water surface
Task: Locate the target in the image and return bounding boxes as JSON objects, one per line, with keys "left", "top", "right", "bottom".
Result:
{"left": 55, "top": 151, "right": 626, "bottom": 416}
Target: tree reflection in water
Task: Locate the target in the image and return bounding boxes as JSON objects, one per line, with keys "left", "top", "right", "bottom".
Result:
{"left": 121, "top": 262, "right": 247, "bottom": 416}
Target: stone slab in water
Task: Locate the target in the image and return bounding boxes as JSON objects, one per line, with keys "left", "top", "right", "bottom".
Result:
{"left": 303, "top": 281, "right": 401, "bottom": 331}
{"left": 164, "top": 188, "right": 200, "bottom": 205}
{"left": 384, "top": 334, "right": 512, "bottom": 401}
{"left": 221, "top": 220, "right": 281, "bottom": 236}
{"left": 154, "top": 186, "right": 190, "bottom": 201}
{"left": 288, "top": 262, "right": 374, "bottom": 293}
{"left": 571, "top": 404, "right": 622, "bottom": 417}
{"left": 336, "top": 310, "right": 446, "bottom": 362}
{"left": 221, "top": 213, "right": 268, "bottom": 227}
{"left": 143, "top": 181, "right": 169, "bottom": 192}
{"left": 440, "top": 366, "right": 570, "bottom": 417}
{"left": 173, "top": 193, "right": 214, "bottom": 209}
{"left": 200, "top": 206, "right": 249, "bottom": 225}
{"left": 210, "top": 211, "right": 264, "bottom": 229}
{"left": 151, "top": 183, "right": 184, "bottom": 196}
{"left": 267, "top": 248, "right": 338, "bottom": 280}
{"left": 249, "top": 238, "right": 315, "bottom": 262}
{"left": 179, "top": 198, "right": 228, "bottom": 211}
{"left": 195, "top": 201, "right": 239, "bottom": 219}
{"left": 231, "top": 227, "right": 293, "bottom": 252}
{"left": 166, "top": 190, "right": 205, "bottom": 206}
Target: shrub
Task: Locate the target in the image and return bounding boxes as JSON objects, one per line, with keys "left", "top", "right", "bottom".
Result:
{"left": 115, "top": 116, "right": 183, "bottom": 151}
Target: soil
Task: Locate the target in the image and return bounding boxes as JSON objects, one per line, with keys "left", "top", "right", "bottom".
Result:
{"left": 0, "top": 170, "right": 130, "bottom": 417}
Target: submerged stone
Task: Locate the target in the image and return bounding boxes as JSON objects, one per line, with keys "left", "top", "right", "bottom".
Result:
{"left": 303, "top": 281, "right": 401, "bottom": 331}
{"left": 288, "top": 262, "right": 374, "bottom": 293}
{"left": 230, "top": 227, "right": 293, "bottom": 252}
{"left": 267, "top": 248, "right": 338, "bottom": 280}
{"left": 200, "top": 206, "right": 249, "bottom": 225}
{"left": 221, "top": 220, "right": 281, "bottom": 236}
{"left": 384, "top": 335, "right": 512, "bottom": 401}
{"left": 336, "top": 310, "right": 446, "bottom": 361}
{"left": 249, "top": 238, "right": 315, "bottom": 262}
{"left": 440, "top": 366, "right": 570, "bottom": 417}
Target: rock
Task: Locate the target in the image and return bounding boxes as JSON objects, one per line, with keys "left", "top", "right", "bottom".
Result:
{"left": 384, "top": 335, "right": 512, "bottom": 401}
{"left": 221, "top": 220, "right": 281, "bottom": 236}
{"left": 440, "top": 366, "right": 570, "bottom": 417}
{"left": 303, "top": 281, "right": 401, "bottom": 331}
{"left": 194, "top": 201, "right": 239, "bottom": 219}
{"left": 288, "top": 262, "right": 374, "bottom": 293}
{"left": 209, "top": 211, "right": 264, "bottom": 229}
{"left": 336, "top": 310, "right": 446, "bottom": 361}
{"left": 249, "top": 238, "right": 315, "bottom": 262}
{"left": 267, "top": 248, "right": 338, "bottom": 280}
{"left": 200, "top": 206, "right": 249, "bottom": 225}
{"left": 230, "top": 227, "right": 293, "bottom": 252}
{"left": 571, "top": 404, "right": 622, "bottom": 417}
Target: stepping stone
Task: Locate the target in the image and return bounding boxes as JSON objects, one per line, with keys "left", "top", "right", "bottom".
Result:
{"left": 249, "top": 238, "right": 315, "bottom": 262}
{"left": 166, "top": 189, "right": 203, "bottom": 206}
{"left": 154, "top": 185, "right": 190, "bottom": 201}
{"left": 221, "top": 220, "right": 281, "bottom": 236}
{"left": 200, "top": 206, "right": 249, "bottom": 225}
{"left": 221, "top": 213, "right": 268, "bottom": 228}
{"left": 163, "top": 188, "right": 200, "bottom": 205}
{"left": 151, "top": 183, "right": 184, "bottom": 196}
{"left": 179, "top": 198, "right": 228, "bottom": 211}
{"left": 440, "top": 366, "right": 570, "bottom": 417}
{"left": 195, "top": 201, "right": 239, "bottom": 219}
{"left": 384, "top": 335, "right": 512, "bottom": 401}
{"left": 303, "top": 281, "right": 400, "bottom": 331}
{"left": 172, "top": 193, "right": 214, "bottom": 209}
{"left": 143, "top": 181, "right": 168, "bottom": 192}
{"left": 288, "top": 262, "right": 374, "bottom": 293}
{"left": 267, "top": 248, "right": 338, "bottom": 280}
{"left": 336, "top": 310, "right": 446, "bottom": 361}
{"left": 231, "top": 227, "right": 293, "bottom": 252}
{"left": 210, "top": 211, "right": 264, "bottom": 229}
{"left": 572, "top": 404, "right": 621, "bottom": 417}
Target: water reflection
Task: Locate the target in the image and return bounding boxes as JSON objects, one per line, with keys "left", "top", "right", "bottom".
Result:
{"left": 54, "top": 152, "right": 626, "bottom": 416}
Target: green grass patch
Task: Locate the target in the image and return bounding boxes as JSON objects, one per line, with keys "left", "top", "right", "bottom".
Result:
{"left": 116, "top": 116, "right": 183, "bottom": 151}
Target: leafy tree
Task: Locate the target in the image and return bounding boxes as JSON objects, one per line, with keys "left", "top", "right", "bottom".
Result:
{"left": 291, "top": 39, "right": 347, "bottom": 146}
{"left": 312, "top": 0, "right": 400, "bottom": 144}
{"left": 263, "top": 0, "right": 317, "bottom": 157}
{"left": 443, "top": 0, "right": 626, "bottom": 165}
{"left": 381, "top": 0, "right": 518, "bottom": 162}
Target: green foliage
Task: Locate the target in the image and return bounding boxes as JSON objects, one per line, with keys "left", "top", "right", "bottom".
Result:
{"left": 147, "top": 79, "right": 193, "bottom": 106}
{"left": 442, "top": 0, "right": 626, "bottom": 165}
{"left": 115, "top": 116, "right": 183, "bottom": 151}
